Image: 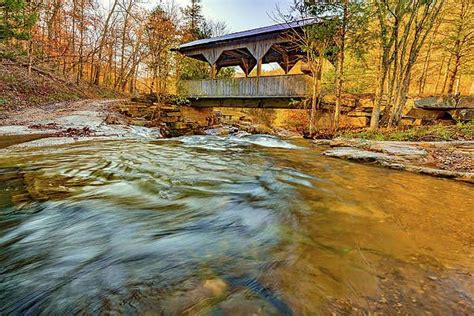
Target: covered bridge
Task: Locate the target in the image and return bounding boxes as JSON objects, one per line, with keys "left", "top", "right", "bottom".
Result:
{"left": 173, "top": 20, "right": 319, "bottom": 108}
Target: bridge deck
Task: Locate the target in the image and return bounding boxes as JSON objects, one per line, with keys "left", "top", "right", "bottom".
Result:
{"left": 179, "top": 74, "right": 312, "bottom": 99}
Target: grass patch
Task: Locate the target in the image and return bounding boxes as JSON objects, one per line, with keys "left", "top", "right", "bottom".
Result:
{"left": 337, "top": 122, "right": 474, "bottom": 141}
{"left": 47, "top": 92, "right": 81, "bottom": 102}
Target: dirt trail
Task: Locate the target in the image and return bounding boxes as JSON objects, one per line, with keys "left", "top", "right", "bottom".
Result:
{"left": 0, "top": 99, "right": 118, "bottom": 127}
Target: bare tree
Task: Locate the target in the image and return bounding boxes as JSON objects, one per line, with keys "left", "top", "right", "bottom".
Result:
{"left": 93, "top": 0, "right": 118, "bottom": 86}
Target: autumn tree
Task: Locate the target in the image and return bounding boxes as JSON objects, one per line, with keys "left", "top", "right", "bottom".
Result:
{"left": 303, "top": 0, "right": 370, "bottom": 130}
{"left": 439, "top": 0, "right": 473, "bottom": 95}
{"left": 370, "top": 0, "right": 445, "bottom": 128}
{"left": 145, "top": 6, "right": 178, "bottom": 94}
{"left": 277, "top": 2, "right": 330, "bottom": 135}
{"left": 92, "top": 0, "right": 118, "bottom": 86}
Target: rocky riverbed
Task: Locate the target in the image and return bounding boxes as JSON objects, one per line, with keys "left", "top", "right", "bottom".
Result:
{"left": 0, "top": 99, "right": 299, "bottom": 146}
{"left": 317, "top": 138, "right": 474, "bottom": 183}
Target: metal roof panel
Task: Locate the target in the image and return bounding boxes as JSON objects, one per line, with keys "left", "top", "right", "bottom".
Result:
{"left": 176, "top": 19, "right": 318, "bottom": 51}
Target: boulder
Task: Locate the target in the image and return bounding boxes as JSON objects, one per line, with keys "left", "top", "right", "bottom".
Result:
{"left": 357, "top": 97, "right": 374, "bottom": 109}
{"left": 448, "top": 109, "right": 474, "bottom": 122}
{"left": 414, "top": 96, "right": 457, "bottom": 110}
{"left": 406, "top": 108, "right": 450, "bottom": 120}
{"left": 458, "top": 96, "right": 474, "bottom": 109}
{"left": 414, "top": 95, "right": 474, "bottom": 110}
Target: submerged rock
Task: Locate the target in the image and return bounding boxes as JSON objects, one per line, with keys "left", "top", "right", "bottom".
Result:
{"left": 204, "top": 125, "right": 235, "bottom": 136}
{"left": 203, "top": 278, "right": 228, "bottom": 296}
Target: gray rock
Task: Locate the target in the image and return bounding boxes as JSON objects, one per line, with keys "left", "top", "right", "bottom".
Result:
{"left": 406, "top": 108, "right": 450, "bottom": 120}
{"left": 403, "top": 165, "right": 474, "bottom": 183}
{"left": 370, "top": 143, "right": 427, "bottom": 157}
{"left": 313, "top": 139, "right": 332, "bottom": 145}
{"left": 204, "top": 126, "right": 231, "bottom": 136}
{"left": 329, "top": 139, "right": 427, "bottom": 158}
{"left": 449, "top": 109, "right": 474, "bottom": 122}
{"left": 458, "top": 96, "right": 474, "bottom": 109}
{"left": 414, "top": 96, "right": 457, "bottom": 110}
{"left": 323, "top": 147, "right": 401, "bottom": 163}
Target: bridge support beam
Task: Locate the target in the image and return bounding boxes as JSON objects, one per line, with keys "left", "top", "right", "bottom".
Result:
{"left": 187, "top": 97, "right": 305, "bottom": 109}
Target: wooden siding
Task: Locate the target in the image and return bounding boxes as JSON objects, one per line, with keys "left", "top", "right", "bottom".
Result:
{"left": 179, "top": 75, "right": 312, "bottom": 98}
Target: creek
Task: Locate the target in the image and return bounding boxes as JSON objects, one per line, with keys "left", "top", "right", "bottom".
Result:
{"left": 0, "top": 135, "right": 472, "bottom": 314}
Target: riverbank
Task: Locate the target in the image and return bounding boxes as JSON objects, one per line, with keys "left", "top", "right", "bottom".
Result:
{"left": 0, "top": 99, "right": 472, "bottom": 183}
{"left": 315, "top": 138, "right": 473, "bottom": 183}
{"left": 307, "top": 123, "right": 473, "bottom": 183}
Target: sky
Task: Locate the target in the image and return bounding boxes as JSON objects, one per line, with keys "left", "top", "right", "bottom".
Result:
{"left": 172, "top": 0, "right": 293, "bottom": 32}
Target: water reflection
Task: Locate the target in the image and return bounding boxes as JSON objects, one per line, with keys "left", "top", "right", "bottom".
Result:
{"left": 0, "top": 135, "right": 472, "bottom": 314}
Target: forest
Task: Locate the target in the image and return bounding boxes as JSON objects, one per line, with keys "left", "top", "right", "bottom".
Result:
{"left": 1, "top": 0, "right": 473, "bottom": 129}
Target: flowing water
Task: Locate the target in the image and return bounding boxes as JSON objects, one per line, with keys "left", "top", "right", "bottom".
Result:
{"left": 0, "top": 135, "right": 472, "bottom": 315}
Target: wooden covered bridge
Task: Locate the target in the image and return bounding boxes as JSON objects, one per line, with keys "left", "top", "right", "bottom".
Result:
{"left": 173, "top": 20, "right": 318, "bottom": 108}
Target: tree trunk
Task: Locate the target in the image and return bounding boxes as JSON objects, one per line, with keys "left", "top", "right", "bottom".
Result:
{"left": 27, "top": 39, "right": 33, "bottom": 75}
{"left": 389, "top": 73, "right": 411, "bottom": 126}
{"left": 333, "top": 0, "right": 348, "bottom": 130}
{"left": 434, "top": 52, "right": 446, "bottom": 94}
{"left": 441, "top": 54, "right": 453, "bottom": 94}
{"left": 447, "top": 50, "right": 461, "bottom": 94}
{"left": 93, "top": 0, "right": 118, "bottom": 86}
{"left": 418, "top": 37, "right": 433, "bottom": 95}
{"left": 309, "top": 73, "right": 317, "bottom": 136}
{"left": 370, "top": 49, "right": 389, "bottom": 130}
{"left": 118, "top": 0, "right": 133, "bottom": 89}
{"left": 309, "top": 53, "right": 323, "bottom": 136}
{"left": 71, "top": 0, "right": 77, "bottom": 75}
{"left": 76, "top": 0, "right": 84, "bottom": 84}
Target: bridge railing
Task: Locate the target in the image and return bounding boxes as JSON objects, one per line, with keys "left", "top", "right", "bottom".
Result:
{"left": 178, "top": 74, "right": 312, "bottom": 98}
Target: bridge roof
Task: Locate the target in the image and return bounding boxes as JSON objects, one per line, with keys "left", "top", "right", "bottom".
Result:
{"left": 175, "top": 19, "right": 317, "bottom": 52}
{"left": 173, "top": 19, "right": 320, "bottom": 76}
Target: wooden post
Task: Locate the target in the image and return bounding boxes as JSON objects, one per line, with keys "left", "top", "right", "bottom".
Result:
{"left": 256, "top": 59, "right": 262, "bottom": 77}
{"left": 210, "top": 64, "right": 217, "bottom": 79}
{"left": 241, "top": 58, "right": 249, "bottom": 77}
{"left": 283, "top": 61, "right": 289, "bottom": 74}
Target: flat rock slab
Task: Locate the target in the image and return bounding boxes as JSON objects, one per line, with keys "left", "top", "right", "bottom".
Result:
{"left": 328, "top": 139, "right": 427, "bottom": 158}
{"left": 0, "top": 126, "right": 56, "bottom": 135}
{"left": 404, "top": 165, "right": 474, "bottom": 182}
{"left": 324, "top": 147, "right": 402, "bottom": 163}
{"left": 370, "top": 144, "right": 427, "bottom": 157}
{"left": 320, "top": 138, "right": 473, "bottom": 183}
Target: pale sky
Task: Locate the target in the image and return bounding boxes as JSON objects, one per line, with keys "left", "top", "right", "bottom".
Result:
{"left": 100, "top": 0, "right": 293, "bottom": 32}
{"left": 170, "top": 0, "right": 292, "bottom": 32}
